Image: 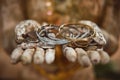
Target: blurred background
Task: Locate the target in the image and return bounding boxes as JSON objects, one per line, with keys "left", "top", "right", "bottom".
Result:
{"left": 0, "top": 0, "right": 120, "bottom": 80}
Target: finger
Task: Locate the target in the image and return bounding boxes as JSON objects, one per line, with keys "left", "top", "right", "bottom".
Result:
{"left": 98, "top": 49, "right": 110, "bottom": 64}
{"left": 45, "top": 48, "right": 55, "bottom": 64}
{"left": 33, "top": 47, "right": 45, "bottom": 64}
{"left": 21, "top": 48, "right": 35, "bottom": 64}
{"left": 87, "top": 50, "right": 101, "bottom": 65}
{"left": 11, "top": 47, "right": 23, "bottom": 64}
{"left": 63, "top": 47, "right": 77, "bottom": 62}
{"left": 75, "top": 48, "right": 91, "bottom": 67}
{"left": 20, "top": 42, "right": 37, "bottom": 49}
